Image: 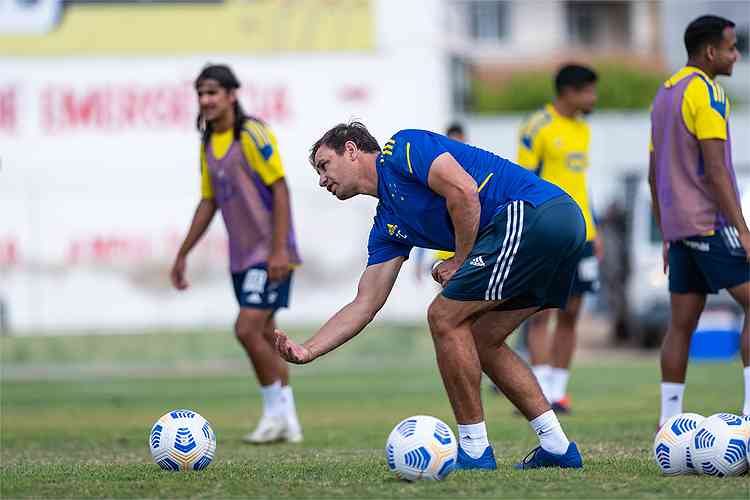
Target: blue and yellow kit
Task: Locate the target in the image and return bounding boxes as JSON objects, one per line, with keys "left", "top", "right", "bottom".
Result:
{"left": 517, "top": 104, "right": 596, "bottom": 241}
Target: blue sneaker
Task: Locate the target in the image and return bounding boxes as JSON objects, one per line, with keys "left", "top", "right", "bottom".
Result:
{"left": 456, "top": 445, "right": 497, "bottom": 470}
{"left": 513, "top": 442, "right": 583, "bottom": 470}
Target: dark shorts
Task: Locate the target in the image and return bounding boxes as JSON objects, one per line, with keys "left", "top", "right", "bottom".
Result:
{"left": 668, "top": 226, "right": 749, "bottom": 294}
{"left": 442, "top": 195, "right": 587, "bottom": 310}
{"left": 570, "top": 241, "right": 600, "bottom": 296}
{"left": 231, "top": 264, "right": 293, "bottom": 310}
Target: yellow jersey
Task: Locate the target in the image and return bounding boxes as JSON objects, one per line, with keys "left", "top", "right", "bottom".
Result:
{"left": 517, "top": 104, "right": 596, "bottom": 240}
{"left": 649, "top": 66, "right": 729, "bottom": 153}
{"left": 200, "top": 119, "right": 286, "bottom": 199}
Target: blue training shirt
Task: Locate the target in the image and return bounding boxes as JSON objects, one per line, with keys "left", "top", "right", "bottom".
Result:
{"left": 367, "top": 129, "right": 564, "bottom": 266}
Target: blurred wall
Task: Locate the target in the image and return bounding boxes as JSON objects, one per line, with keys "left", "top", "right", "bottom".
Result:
{"left": 0, "top": 0, "right": 450, "bottom": 333}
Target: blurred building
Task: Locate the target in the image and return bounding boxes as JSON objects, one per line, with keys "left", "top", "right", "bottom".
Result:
{"left": 446, "top": 0, "right": 749, "bottom": 111}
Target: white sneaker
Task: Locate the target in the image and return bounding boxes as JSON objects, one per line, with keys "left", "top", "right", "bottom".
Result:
{"left": 242, "top": 415, "right": 287, "bottom": 444}
{"left": 284, "top": 426, "right": 303, "bottom": 443}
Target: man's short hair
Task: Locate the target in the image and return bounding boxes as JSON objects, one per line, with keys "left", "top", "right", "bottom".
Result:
{"left": 446, "top": 122, "right": 465, "bottom": 137}
{"left": 309, "top": 121, "right": 381, "bottom": 165}
{"left": 684, "top": 15, "right": 735, "bottom": 57}
{"left": 555, "top": 64, "right": 598, "bottom": 96}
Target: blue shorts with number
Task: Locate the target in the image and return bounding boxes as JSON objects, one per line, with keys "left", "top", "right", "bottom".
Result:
{"left": 442, "top": 195, "right": 587, "bottom": 310}
{"left": 668, "top": 226, "right": 749, "bottom": 294}
{"left": 231, "top": 264, "right": 293, "bottom": 310}
{"left": 570, "top": 241, "right": 600, "bottom": 296}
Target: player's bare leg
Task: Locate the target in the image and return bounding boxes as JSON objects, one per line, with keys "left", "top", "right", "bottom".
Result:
{"left": 548, "top": 295, "right": 583, "bottom": 410}
{"left": 262, "top": 316, "right": 289, "bottom": 385}
{"left": 235, "top": 308, "right": 283, "bottom": 385}
{"left": 427, "top": 294, "right": 503, "bottom": 468}
{"left": 659, "top": 292, "right": 706, "bottom": 426}
{"left": 527, "top": 310, "right": 553, "bottom": 366}
{"left": 551, "top": 296, "right": 582, "bottom": 369}
{"left": 471, "top": 307, "right": 580, "bottom": 468}
{"left": 727, "top": 282, "right": 750, "bottom": 415}
{"left": 526, "top": 309, "right": 554, "bottom": 400}
{"left": 236, "top": 308, "right": 289, "bottom": 443}
{"left": 471, "top": 308, "right": 548, "bottom": 418}
{"left": 426, "top": 294, "right": 501, "bottom": 424}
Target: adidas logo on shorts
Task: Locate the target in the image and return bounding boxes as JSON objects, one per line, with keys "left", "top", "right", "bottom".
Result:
{"left": 469, "top": 256, "right": 486, "bottom": 267}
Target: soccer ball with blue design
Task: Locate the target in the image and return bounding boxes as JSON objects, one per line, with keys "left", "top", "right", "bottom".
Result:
{"left": 653, "top": 412, "right": 704, "bottom": 475}
{"left": 385, "top": 415, "right": 457, "bottom": 481}
{"left": 689, "top": 413, "right": 749, "bottom": 477}
{"left": 149, "top": 409, "right": 217, "bottom": 471}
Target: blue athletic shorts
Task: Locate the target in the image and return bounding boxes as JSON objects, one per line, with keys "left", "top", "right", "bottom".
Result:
{"left": 231, "top": 263, "right": 293, "bottom": 310}
{"left": 668, "top": 226, "right": 749, "bottom": 294}
{"left": 442, "top": 195, "right": 587, "bottom": 310}
{"left": 570, "top": 241, "right": 600, "bottom": 296}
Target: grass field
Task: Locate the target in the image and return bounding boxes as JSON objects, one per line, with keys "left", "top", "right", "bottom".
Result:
{"left": 2, "top": 324, "right": 749, "bottom": 498}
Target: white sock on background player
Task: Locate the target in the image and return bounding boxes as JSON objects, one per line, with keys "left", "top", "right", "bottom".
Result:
{"left": 659, "top": 382, "right": 684, "bottom": 426}
{"left": 531, "top": 364, "right": 552, "bottom": 401}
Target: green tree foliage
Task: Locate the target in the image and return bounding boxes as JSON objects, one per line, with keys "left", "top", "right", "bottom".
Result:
{"left": 470, "top": 64, "right": 668, "bottom": 113}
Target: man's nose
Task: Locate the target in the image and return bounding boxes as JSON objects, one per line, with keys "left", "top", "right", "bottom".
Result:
{"left": 318, "top": 174, "right": 327, "bottom": 187}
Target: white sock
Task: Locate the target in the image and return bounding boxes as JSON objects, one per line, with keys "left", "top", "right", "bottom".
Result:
{"left": 281, "top": 385, "right": 301, "bottom": 433}
{"left": 660, "top": 382, "right": 684, "bottom": 426}
{"left": 531, "top": 364, "right": 552, "bottom": 401}
{"left": 530, "top": 409, "right": 570, "bottom": 455}
{"left": 743, "top": 367, "right": 750, "bottom": 416}
{"left": 548, "top": 368, "right": 570, "bottom": 403}
{"left": 260, "top": 380, "right": 283, "bottom": 417}
{"left": 458, "top": 422, "right": 490, "bottom": 459}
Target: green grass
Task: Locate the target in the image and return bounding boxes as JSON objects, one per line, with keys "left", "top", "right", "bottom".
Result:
{"left": 1, "top": 326, "right": 749, "bottom": 498}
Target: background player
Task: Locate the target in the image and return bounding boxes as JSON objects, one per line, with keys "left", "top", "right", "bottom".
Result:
{"left": 275, "top": 122, "right": 586, "bottom": 470}
{"left": 649, "top": 15, "right": 750, "bottom": 424}
{"left": 170, "top": 64, "right": 304, "bottom": 443}
{"left": 516, "top": 64, "right": 602, "bottom": 413}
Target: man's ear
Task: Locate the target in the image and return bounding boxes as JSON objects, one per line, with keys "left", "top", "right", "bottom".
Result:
{"left": 705, "top": 44, "right": 716, "bottom": 63}
{"left": 345, "top": 140, "right": 358, "bottom": 160}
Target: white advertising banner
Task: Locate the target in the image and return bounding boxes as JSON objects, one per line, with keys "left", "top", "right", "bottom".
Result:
{"left": 0, "top": 51, "right": 449, "bottom": 333}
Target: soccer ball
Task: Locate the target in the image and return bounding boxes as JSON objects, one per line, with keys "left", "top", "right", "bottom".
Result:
{"left": 653, "top": 413, "right": 704, "bottom": 475}
{"left": 149, "top": 409, "right": 217, "bottom": 471}
{"left": 689, "top": 413, "right": 749, "bottom": 477}
{"left": 385, "top": 415, "right": 457, "bottom": 481}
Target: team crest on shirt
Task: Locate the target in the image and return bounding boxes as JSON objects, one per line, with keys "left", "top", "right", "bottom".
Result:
{"left": 386, "top": 223, "right": 408, "bottom": 239}
{"left": 566, "top": 153, "right": 588, "bottom": 172}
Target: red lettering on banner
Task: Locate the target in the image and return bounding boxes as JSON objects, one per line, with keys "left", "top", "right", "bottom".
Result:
{"left": 66, "top": 235, "right": 153, "bottom": 265}
{"left": 64, "top": 232, "right": 227, "bottom": 266}
{"left": 40, "top": 81, "right": 290, "bottom": 134}
{"left": 0, "top": 86, "right": 17, "bottom": 134}
{"left": 0, "top": 237, "right": 19, "bottom": 267}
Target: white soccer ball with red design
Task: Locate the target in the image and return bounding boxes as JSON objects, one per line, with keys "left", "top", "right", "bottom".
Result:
{"left": 385, "top": 415, "right": 457, "bottom": 481}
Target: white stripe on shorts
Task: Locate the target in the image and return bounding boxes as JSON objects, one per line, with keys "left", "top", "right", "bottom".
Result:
{"left": 724, "top": 227, "right": 740, "bottom": 248}
{"left": 493, "top": 201, "right": 524, "bottom": 300}
{"left": 485, "top": 201, "right": 524, "bottom": 301}
{"left": 485, "top": 201, "right": 516, "bottom": 300}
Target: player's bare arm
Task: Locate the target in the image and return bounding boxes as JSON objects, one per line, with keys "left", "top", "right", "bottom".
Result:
{"left": 274, "top": 256, "right": 405, "bottom": 364}
{"left": 268, "top": 177, "right": 293, "bottom": 282}
{"left": 427, "top": 152, "right": 480, "bottom": 285}
{"left": 701, "top": 138, "right": 750, "bottom": 259}
{"left": 171, "top": 198, "right": 218, "bottom": 290}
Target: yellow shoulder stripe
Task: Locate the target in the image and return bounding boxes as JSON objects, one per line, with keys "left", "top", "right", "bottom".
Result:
{"left": 406, "top": 142, "right": 413, "bottom": 174}
{"left": 477, "top": 173, "right": 494, "bottom": 192}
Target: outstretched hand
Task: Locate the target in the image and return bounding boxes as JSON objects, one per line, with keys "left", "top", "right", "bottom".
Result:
{"left": 274, "top": 329, "right": 314, "bottom": 364}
